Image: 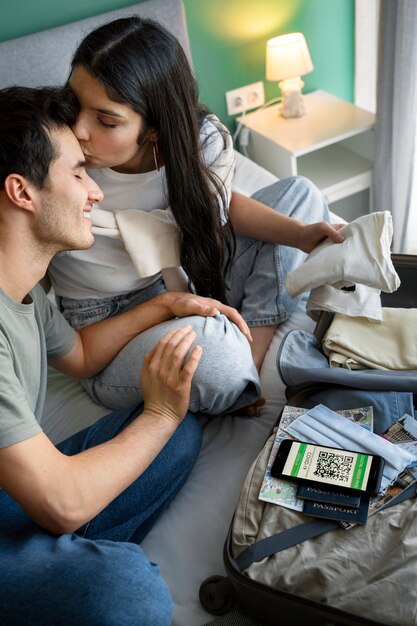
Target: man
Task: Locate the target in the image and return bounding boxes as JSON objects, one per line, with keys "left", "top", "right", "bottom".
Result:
{"left": 0, "top": 86, "right": 249, "bottom": 625}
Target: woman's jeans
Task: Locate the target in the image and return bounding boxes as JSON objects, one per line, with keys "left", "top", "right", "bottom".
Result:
{"left": 0, "top": 405, "right": 202, "bottom": 626}
{"left": 58, "top": 177, "right": 329, "bottom": 412}
{"left": 226, "top": 176, "right": 331, "bottom": 324}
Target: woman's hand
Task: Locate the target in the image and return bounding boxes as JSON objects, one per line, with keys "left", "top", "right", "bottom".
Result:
{"left": 158, "top": 291, "right": 252, "bottom": 342}
{"left": 141, "top": 325, "right": 202, "bottom": 424}
{"left": 296, "top": 221, "right": 345, "bottom": 253}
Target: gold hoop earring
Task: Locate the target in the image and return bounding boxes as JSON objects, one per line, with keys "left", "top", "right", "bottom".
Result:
{"left": 152, "top": 140, "right": 160, "bottom": 172}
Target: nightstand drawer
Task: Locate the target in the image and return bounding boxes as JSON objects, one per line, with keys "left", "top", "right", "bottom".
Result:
{"left": 323, "top": 172, "right": 372, "bottom": 204}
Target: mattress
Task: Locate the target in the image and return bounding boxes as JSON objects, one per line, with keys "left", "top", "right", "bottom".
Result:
{"left": 39, "top": 152, "right": 318, "bottom": 625}
{"left": 1, "top": 1, "right": 342, "bottom": 623}
{"left": 42, "top": 300, "right": 314, "bottom": 626}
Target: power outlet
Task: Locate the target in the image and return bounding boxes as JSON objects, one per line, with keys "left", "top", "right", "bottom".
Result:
{"left": 225, "top": 81, "right": 265, "bottom": 116}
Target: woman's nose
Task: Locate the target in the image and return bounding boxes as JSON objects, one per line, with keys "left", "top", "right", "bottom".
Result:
{"left": 72, "top": 115, "right": 89, "bottom": 142}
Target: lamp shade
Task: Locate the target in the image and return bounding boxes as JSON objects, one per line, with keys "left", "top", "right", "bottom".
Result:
{"left": 266, "top": 33, "right": 313, "bottom": 82}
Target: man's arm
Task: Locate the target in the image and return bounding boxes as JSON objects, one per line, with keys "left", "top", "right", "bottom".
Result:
{"left": 229, "top": 192, "right": 345, "bottom": 253}
{"left": 49, "top": 290, "right": 252, "bottom": 380}
{"left": 0, "top": 326, "right": 201, "bottom": 535}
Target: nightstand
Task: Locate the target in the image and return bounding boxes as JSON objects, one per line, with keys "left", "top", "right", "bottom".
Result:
{"left": 238, "top": 90, "right": 375, "bottom": 221}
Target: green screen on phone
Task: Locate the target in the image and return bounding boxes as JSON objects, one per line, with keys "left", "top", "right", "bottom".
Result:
{"left": 283, "top": 442, "right": 372, "bottom": 491}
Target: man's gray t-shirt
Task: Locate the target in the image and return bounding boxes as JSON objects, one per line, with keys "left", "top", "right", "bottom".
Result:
{"left": 0, "top": 284, "right": 76, "bottom": 448}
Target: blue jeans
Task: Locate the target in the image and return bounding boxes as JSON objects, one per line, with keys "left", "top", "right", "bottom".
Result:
{"left": 58, "top": 291, "right": 261, "bottom": 412}
{"left": 57, "top": 176, "right": 328, "bottom": 412}
{"left": 0, "top": 406, "right": 202, "bottom": 625}
{"left": 226, "top": 176, "right": 331, "bottom": 326}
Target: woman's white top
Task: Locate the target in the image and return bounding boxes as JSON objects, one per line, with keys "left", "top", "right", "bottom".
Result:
{"left": 49, "top": 115, "right": 235, "bottom": 299}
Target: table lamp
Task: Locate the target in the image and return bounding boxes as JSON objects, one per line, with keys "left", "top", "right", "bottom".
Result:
{"left": 266, "top": 33, "right": 313, "bottom": 118}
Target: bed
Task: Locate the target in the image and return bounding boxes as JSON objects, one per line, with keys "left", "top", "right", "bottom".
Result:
{"left": 0, "top": 1, "right": 317, "bottom": 624}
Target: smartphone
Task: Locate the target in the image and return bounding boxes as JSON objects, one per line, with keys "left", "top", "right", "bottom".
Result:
{"left": 271, "top": 439, "right": 385, "bottom": 495}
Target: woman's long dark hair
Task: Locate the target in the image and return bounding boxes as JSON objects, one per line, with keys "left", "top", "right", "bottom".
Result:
{"left": 71, "top": 16, "right": 234, "bottom": 301}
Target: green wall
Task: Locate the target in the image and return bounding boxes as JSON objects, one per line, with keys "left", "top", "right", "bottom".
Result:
{"left": 0, "top": 0, "right": 354, "bottom": 130}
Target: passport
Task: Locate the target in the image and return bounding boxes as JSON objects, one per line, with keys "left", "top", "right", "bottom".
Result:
{"left": 296, "top": 482, "right": 361, "bottom": 508}
{"left": 302, "top": 494, "right": 370, "bottom": 525}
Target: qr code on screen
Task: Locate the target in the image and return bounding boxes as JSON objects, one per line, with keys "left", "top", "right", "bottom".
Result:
{"left": 313, "top": 451, "right": 354, "bottom": 483}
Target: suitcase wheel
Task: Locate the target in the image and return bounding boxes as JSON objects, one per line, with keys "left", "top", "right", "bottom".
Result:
{"left": 199, "top": 575, "right": 234, "bottom": 615}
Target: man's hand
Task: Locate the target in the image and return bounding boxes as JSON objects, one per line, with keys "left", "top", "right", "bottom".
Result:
{"left": 2, "top": 325, "right": 202, "bottom": 535}
{"left": 157, "top": 292, "right": 252, "bottom": 342}
{"left": 296, "top": 221, "right": 345, "bottom": 253}
{"left": 141, "top": 325, "right": 203, "bottom": 424}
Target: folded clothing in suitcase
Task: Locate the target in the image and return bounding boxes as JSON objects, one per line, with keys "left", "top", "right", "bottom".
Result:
{"left": 201, "top": 255, "right": 417, "bottom": 626}
{"left": 228, "top": 424, "right": 417, "bottom": 626}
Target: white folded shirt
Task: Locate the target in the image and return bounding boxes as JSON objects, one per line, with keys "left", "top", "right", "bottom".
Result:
{"left": 285, "top": 211, "right": 400, "bottom": 299}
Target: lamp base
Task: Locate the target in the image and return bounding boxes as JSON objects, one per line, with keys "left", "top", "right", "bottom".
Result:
{"left": 278, "top": 77, "right": 306, "bottom": 118}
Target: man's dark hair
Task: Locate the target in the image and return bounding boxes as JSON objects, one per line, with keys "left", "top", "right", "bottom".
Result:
{"left": 0, "top": 86, "right": 79, "bottom": 189}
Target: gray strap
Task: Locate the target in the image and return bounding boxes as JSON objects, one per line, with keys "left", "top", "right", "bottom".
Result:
{"left": 235, "top": 518, "right": 338, "bottom": 572}
{"left": 234, "top": 481, "right": 417, "bottom": 572}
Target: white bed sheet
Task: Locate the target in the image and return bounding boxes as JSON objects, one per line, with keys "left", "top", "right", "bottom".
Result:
{"left": 143, "top": 301, "right": 314, "bottom": 626}
{"left": 40, "top": 152, "right": 331, "bottom": 625}
{"left": 1, "top": 1, "right": 342, "bottom": 621}
{"left": 41, "top": 298, "right": 314, "bottom": 626}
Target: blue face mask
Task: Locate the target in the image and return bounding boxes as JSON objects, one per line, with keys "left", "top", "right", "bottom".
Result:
{"left": 284, "top": 404, "right": 415, "bottom": 493}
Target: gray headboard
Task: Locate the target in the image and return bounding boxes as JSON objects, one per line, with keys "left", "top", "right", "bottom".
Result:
{"left": 0, "top": 0, "right": 190, "bottom": 88}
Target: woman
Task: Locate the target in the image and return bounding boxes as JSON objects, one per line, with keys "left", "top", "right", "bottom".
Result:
{"left": 48, "top": 16, "right": 342, "bottom": 412}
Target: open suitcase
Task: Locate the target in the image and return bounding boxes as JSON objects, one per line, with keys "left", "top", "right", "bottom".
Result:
{"left": 200, "top": 255, "right": 417, "bottom": 626}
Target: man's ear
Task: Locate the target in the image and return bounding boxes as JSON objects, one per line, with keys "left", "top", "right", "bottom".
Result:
{"left": 3, "top": 174, "right": 36, "bottom": 212}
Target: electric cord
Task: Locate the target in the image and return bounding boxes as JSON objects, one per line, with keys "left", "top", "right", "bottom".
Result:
{"left": 232, "top": 96, "right": 283, "bottom": 153}
{"left": 232, "top": 109, "right": 247, "bottom": 143}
